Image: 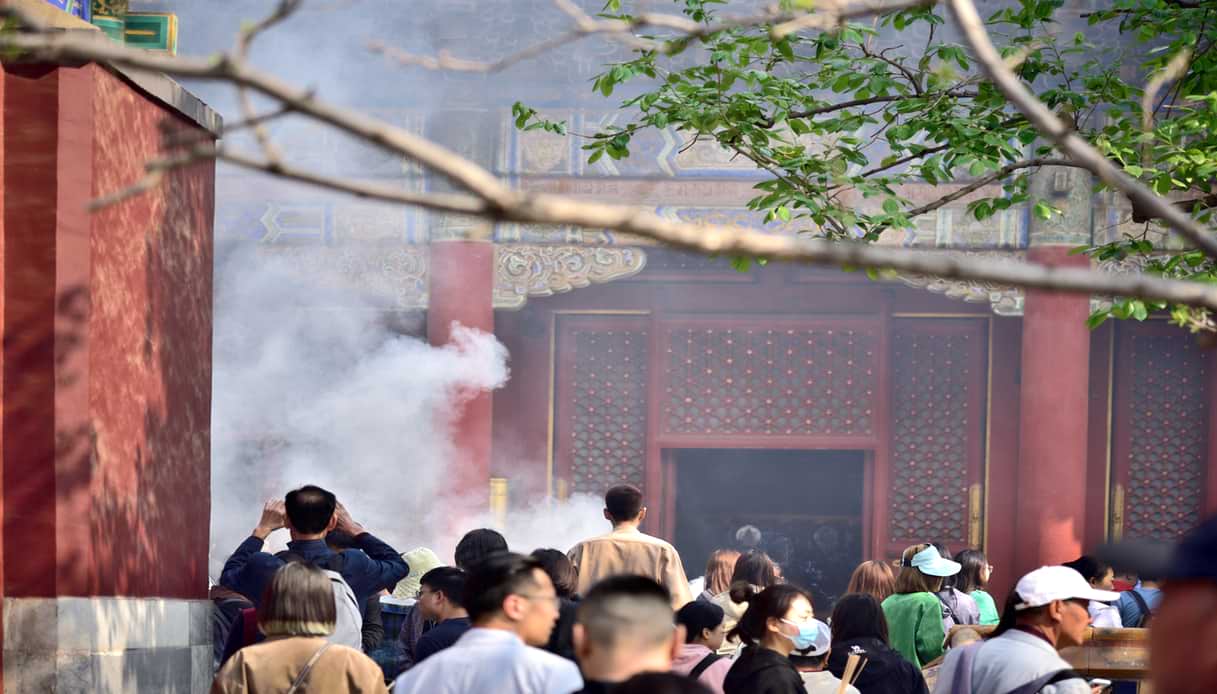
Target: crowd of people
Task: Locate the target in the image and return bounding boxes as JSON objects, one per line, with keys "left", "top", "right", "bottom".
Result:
{"left": 207, "top": 483, "right": 1217, "bottom": 694}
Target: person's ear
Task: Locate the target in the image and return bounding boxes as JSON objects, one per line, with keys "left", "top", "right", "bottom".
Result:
{"left": 638, "top": 507, "right": 648, "bottom": 523}
{"left": 326, "top": 514, "right": 339, "bottom": 532}
{"left": 1047, "top": 600, "right": 1065, "bottom": 623}
{"left": 502, "top": 594, "right": 526, "bottom": 621}
{"left": 701, "top": 627, "right": 713, "bottom": 642}
{"left": 603, "top": 509, "right": 613, "bottom": 523}
{"left": 671, "top": 625, "right": 686, "bottom": 660}
{"left": 573, "top": 623, "right": 591, "bottom": 660}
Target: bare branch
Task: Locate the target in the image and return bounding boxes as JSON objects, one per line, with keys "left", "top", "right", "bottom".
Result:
{"left": 494, "top": 193, "right": 1217, "bottom": 311}
{"left": 9, "top": 0, "right": 1217, "bottom": 315}
{"left": 216, "top": 150, "right": 491, "bottom": 216}
{"left": 902, "top": 157, "right": 1077, "bottom": 218}
{"left": 369, "top": 0, "right": 936, "bottom": 75}
{"left": 947, "top": 0, "right": 1217, "bottom": 260}
{"left": 233, "top": 0, "right": 303, "bottom": 164}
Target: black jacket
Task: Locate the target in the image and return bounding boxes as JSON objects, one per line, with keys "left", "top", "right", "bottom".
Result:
{"left": 723, "top": 645, "right": 808, "bottom": 694}
{"left": 545, "top": 596, "right": 579, "bottom": 661}
{"left": 827, "top": 637, "right": 929, "bottom": 694}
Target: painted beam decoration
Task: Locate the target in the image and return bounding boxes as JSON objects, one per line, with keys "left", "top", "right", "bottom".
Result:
{"left": 43, "top": 0, "right": 90, "bottom": 20}
{"left": 88, "top": 0, "right": 178, "bottom": 54}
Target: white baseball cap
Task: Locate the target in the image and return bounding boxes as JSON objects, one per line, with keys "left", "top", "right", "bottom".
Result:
{"left": 1013, "top": 565, "right": 1120, "bottom": 610}
{"left": 906, "top": 546, "right": 961, "bottom": 577}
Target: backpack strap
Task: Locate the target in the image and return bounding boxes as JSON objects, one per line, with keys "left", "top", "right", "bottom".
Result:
{"left": 1000, "top": 668, "right": 1084, "bottom": 694}
{"left": 1125, "top": 589, "right": 1152, "bottom": 627}
{"left": 285, "top": 642, "right": 331, "bottom": 694}
{"left": 688, "top": 652, "right": 723, "bottom": 680}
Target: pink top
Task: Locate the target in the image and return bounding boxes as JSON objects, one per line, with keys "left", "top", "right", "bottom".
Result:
{"left": 671, "top": 643, "right": 732, "bottom": 694}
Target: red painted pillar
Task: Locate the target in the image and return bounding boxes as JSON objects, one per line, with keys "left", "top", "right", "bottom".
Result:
{"left": 1015, "top": 246, "right": 1091, "bottom": 576}
{"left": 428, "top": 240, "right": 494, "bottom": 508}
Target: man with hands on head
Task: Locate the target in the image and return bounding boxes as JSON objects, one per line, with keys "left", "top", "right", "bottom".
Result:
{"left": 219, "top": 485, "right": 409, "bottom": 608}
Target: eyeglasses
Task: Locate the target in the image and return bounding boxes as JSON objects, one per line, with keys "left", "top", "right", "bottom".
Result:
{"left": 514, "top": 593, "right": 561, "bottom": 610}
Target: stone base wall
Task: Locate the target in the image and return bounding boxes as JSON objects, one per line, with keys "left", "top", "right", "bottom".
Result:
{"left": 3, "top": 597, "right": 212, "bottom": 693}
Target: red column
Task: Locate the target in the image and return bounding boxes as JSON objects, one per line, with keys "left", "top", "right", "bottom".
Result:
{"left": 1015, "top": 246, "right": 1091, "bottom": 577}
{"left": 428, "top": 240, "right": 494, "bottom": 508}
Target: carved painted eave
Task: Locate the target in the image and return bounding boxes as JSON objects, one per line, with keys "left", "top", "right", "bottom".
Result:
{"left": 893, "top": 250, "right": 1156, "bottom": 317}
{"left": 252, "top": 243, "right": 646, "bottom": 310}
{"left": 493, "top": 245, "right": 647, "bottom": 309}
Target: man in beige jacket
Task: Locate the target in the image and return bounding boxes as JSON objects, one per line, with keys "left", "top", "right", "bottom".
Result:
{"left": 567, "top": 485, "right": 692, "bottom": 609}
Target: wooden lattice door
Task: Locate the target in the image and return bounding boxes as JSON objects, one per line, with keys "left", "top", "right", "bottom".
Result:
{"left": 1111, "top": 322, "right": 1212, "bottom": 541}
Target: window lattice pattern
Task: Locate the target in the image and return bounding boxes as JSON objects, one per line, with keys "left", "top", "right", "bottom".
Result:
{"left": 889, "top": 329, "right": 974, "bottom": 544}
{"left": 1124, "top": 334, "right": 1208, "bottom": 541}
{"left": 662, "top": 327, "right": 877, "bottom": 436}
{"left": 568, "top": 330, "right": 648, "bottom": 495}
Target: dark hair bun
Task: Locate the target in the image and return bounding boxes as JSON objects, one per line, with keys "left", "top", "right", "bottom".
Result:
{"left": 729, "top": 580, "right": 756, "bottom": 604}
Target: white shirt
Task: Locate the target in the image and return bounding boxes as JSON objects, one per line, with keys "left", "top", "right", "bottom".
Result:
{"left": 392, "top": 627, "right": 583, "bottom": 694}
{"left": 1088, "top": 600, "right": 1123, "bottom": 629}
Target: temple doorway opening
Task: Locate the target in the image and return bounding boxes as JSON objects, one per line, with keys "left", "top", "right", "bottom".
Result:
{"left": 672, "top": 448, "right": 866, "bottom": 610}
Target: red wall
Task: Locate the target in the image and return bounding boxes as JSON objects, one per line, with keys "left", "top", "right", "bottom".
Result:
{"left": 2, "top": 64, "right": 214, "bottom": 599}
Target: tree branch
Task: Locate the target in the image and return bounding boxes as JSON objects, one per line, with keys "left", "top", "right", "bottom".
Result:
{"left": 7, "top": 1, "right": 1217, "bottom": 314}
{"left": 947, "top": 0, "right": 1217, "bottom": 260}
{"left": 902, "top": 157, "right": 1077, "bottom": 218}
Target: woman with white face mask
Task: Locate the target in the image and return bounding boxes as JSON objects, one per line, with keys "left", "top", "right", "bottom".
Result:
{"left": 722, "top": 584, "right": 816, "bottom": 694}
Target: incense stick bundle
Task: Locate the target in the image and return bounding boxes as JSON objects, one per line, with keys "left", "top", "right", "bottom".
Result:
{"left": 851, "top": 657, "right": 868, "bottom": 684}
{"left": 836, "top": 653, "right": 861, "bottom": 694}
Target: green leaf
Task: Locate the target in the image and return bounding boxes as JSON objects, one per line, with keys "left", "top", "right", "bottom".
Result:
{"left": 1086, "top": 310, "right": 1110, "bottom": 330}
{"left": 1033, "top": 201, "right": 1054, "bottom": 220}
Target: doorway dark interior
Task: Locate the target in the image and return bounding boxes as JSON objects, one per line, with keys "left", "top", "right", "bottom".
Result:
{"left": 673, "top": 449, "right": 865, "bottom": 611}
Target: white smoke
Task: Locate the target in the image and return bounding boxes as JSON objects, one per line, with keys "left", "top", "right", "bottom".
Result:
{"left": 209, "top": 248, "right": 613, "bottom": 577}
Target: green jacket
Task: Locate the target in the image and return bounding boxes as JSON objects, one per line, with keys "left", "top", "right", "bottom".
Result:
{"left": 972, "top": 589, "right": 1000, "bottom": 625}
{"left": 881, "top": 591, "right": 946, "bottom": 667}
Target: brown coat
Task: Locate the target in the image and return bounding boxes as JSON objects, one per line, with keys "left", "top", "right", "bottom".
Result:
{"left": 567, "top": 527, "right": 692, "bottom": 608}
{"left": 211, "top": 636, "right": 388, "bottom": 694}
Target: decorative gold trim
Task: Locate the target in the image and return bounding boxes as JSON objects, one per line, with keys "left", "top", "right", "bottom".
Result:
{"left": 1111, "top": 484, "right": 1125, "bottom": 541}
{"left": 545, "top": 310, "right": 654, "bottom": 500}
{"left": 983, "top": 316, "right": 993, "bottom": 552}
{"left": 1104, "top": 325, "right": 1115, "bottom": 542}
{"left": 494, "top": 246, "right": 646, "bottom": 310}
{"left": 490, "top": 477, "right": 509, "bottom": 527}
{"left": 969, "top": 483, "right": 983, "bottom": 547}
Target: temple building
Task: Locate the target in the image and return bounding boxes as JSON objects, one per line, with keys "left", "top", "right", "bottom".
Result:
{"left": 186, "top": 0, "right": 1217, "bottom": 605}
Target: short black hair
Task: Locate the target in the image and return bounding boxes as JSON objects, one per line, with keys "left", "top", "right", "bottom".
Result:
{"left": 455, "top": 528, "right": 508, "bottom": 570}
{"left": 1063, "top": 556, "right": 1112, "bottom": 584}
{"left": 789, "top": 650, "right": 829, "bottom": 669}
{"left": 530, "top": 548, "right": 579, "bottom": 598}
{"left": 676, "top": 601, "right": 724, "bottom": 643}
{"left": 421, "top": 566, "right": 467, "bottom": 607}
{"left": 605, "top": 485, "right": 644, "bottom": 523}
{"left": 463, "top": 552, "right": 546, "bottom": 623}
{"left": 578, "top": 575, "right": 674, "bottom": 650}
{"left": 285, "top": 485, "right": 337, "bottom": 534}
